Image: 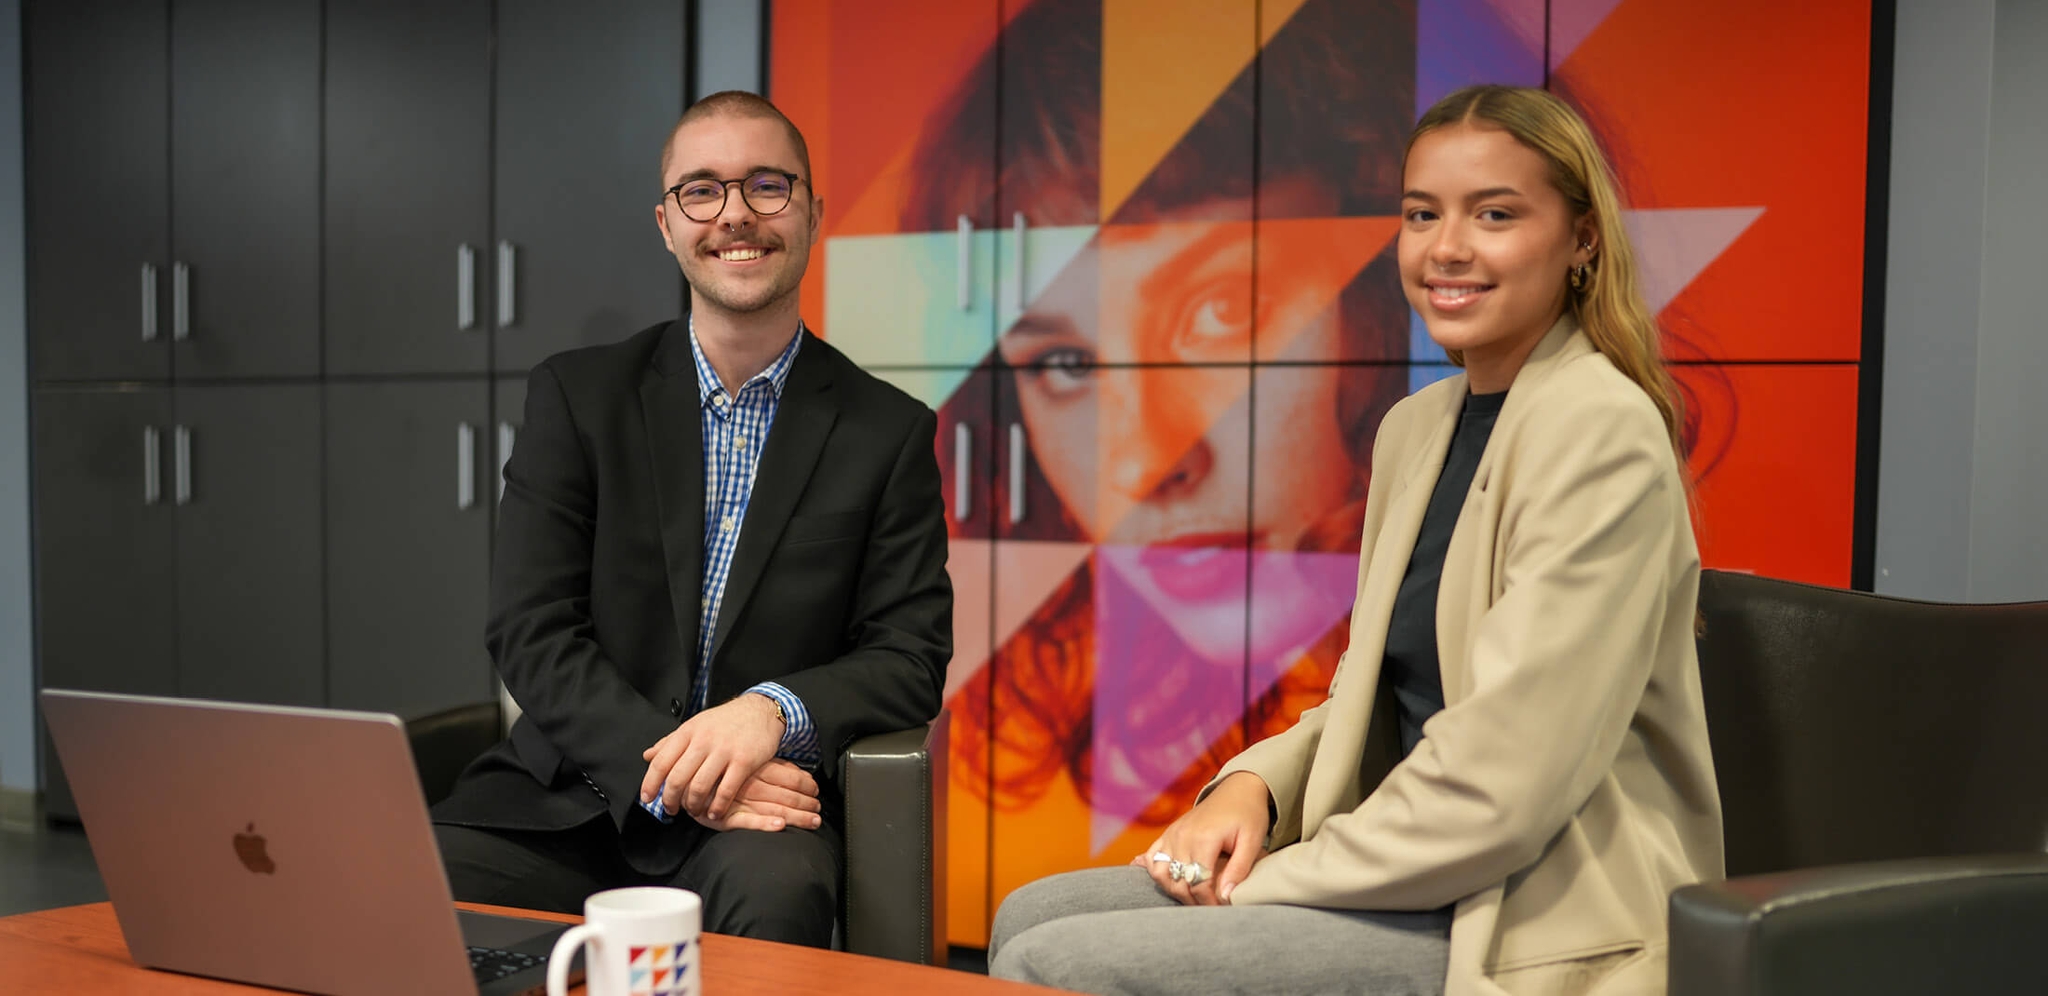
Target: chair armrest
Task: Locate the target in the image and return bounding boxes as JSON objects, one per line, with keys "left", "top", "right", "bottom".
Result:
{"left": 404, "top": 701, "right": 503, "bottom": 807}
{"left": 1669, "top": 853, "right": 2048, "bottom": 996}
{"left": 839, "top": 708, "right": 949, "bottom": 965}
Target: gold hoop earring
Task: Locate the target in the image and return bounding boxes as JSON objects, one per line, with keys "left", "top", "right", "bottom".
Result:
{"left": 1570, "top": 264, "right": 1588, "bottom": 291}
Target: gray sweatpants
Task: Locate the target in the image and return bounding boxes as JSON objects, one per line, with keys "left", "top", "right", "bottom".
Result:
{"left": 988, "top": 866, "right": 1453, "bottom": 996}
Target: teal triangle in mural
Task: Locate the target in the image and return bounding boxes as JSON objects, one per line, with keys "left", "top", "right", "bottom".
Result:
{"left": 997, "top": 225, "right": 1099, "bottom": 333}
{"left": 824, "top": 229, "right": 997, "bottom": 376}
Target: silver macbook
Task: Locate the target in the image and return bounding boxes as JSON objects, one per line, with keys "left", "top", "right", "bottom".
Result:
{"left": 40, "top": 688, "right": 578, "bottom": 996}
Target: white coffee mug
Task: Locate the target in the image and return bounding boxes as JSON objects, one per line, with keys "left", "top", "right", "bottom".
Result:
{"left": 547, "top": 886, "right": 703, "bottom": 996}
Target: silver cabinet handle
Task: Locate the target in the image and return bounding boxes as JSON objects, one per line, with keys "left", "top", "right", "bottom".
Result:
{"left": 141, "top": 264, "right": 159, "bottom": 342}
{"left": 496, "top": 240, "right": 517, "bottom": 328}
{"left": 457, "top": 422, "right": 477, "bottom": 510}
{"left": 497, "top": 421, "right": 516, "bottom": 502}
{"left": 1007, "top": 422, "right": 1025, "bottom": 525}
{"left": 956, "top": 214, "right": 972, "bottom": 311}
{"left": 457, "top": 244, "right": 477, "bottom": 330}
{"left": 172, "top": 262, "right": 190, "bottom": 341}
{"left": 952, "top": 423, "right": 971, "bottom": 522}
{"left": 142, "top": 426, "right": 161, "bottom": 504}
{"left": 1011, "top": 211, "right": 1027, "bottom": 313}
{"left": 173, "top": 425, "right": 192, "bottom": 505}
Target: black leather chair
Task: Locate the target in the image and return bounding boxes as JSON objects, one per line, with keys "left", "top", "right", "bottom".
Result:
{"left": 403, "top": 703, "right": 949, "bottom": 966}
{"left": 1669, "top": 570, "right": 2048, "bottom": 995}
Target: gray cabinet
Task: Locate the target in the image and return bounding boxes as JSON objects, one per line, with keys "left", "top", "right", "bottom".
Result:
{"left": 31, "top": 388, "right": 179, "bottom": 817}
{"left": 492, "top": 375, "right": 528, "bottom": 529}
{"left": 171, "top": 384, "right": 325, "bottom": 706}
{"left": 26, "top": 1, "right": 706, "bottom": 811}
{"left": 168, "top": 0, "right": 323, "bottom": 379}
{"left": 323, "top": 0, "right": 493, "bottom": 375}
{"left": 493, "top": 0, "right": 687, "bottom": 374}
{"left": 24, "top": 0, "right": 322, "bottom": 382}
{"left": 24, "top": 2, "right": 171, "bottom": 382}
{"left": 33, "top": 385, "right": 323, "bottom": 816}
{"left": 325, "top": 381, "right": 494, "bottom": 717}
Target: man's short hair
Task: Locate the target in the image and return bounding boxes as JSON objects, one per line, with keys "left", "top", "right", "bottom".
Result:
{"left": 659, "top": 90, "right": 814, "bottom": 188}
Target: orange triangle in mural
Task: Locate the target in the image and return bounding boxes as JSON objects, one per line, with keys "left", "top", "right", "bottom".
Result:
{"left": 1089, "top": 364, "right": 1251, "bottom": 546}
{"left": 1253, "top": 216, "right": 1401, "bottom": 361}
{"left": 833, "top": 144, "right": 920, "bottom": 237}
{"left": 1100, "top": 0, "right": 1258, "bottom": 220}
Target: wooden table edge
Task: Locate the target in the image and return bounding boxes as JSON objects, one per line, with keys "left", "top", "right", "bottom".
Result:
{"left": 3, "top": 902, "right": 1075, "bottom": 994}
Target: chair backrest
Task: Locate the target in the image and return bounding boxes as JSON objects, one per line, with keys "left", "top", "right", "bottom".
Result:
{"left": 1696, "top": 570, "right": 2048, "bottom": 877}
{"left": 403, "top": 701, "right": 504, "bottom": 807}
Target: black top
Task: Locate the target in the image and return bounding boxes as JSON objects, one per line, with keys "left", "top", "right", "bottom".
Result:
{"left": 1380, "top": 389, "right": 1508, "bottom": 759}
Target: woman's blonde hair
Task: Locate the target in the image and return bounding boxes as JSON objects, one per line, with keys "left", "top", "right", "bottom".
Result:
{"left": 1406, "top": 84, "right": 1687, "bottom": 465}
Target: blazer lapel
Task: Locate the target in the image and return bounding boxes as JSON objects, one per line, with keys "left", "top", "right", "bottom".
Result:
{"left": 706, "top": 341, "right": 839, "bottom": 670}
{"left": 639, "top": 324, "right": 707, "bottom": 681}
{"left": 1301, "top": 379, "right": 1466, "bottom": 836}
{"left": 1356, "top": 380, "right": 1468, "bottom": 652}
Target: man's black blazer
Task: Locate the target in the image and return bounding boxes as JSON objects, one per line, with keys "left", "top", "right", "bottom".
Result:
{"left": 432, "top": 320, "right": 951, "bottom": 849}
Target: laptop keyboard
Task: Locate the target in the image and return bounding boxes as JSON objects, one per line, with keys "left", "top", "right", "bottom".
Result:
{"left": 469, "top": 945, "right": 547, "bottom": 982}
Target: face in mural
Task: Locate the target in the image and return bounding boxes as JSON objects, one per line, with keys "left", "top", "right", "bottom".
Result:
{"left": 877, "top": 0, "right": 1415, "bottom": 682}
{"left": 996, "top": 182, "right": 1384, "bottom": 669}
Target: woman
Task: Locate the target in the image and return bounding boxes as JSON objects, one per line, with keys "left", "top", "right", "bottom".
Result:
{"left": 987, "top": 84, "right": 1724, "bottom": 996}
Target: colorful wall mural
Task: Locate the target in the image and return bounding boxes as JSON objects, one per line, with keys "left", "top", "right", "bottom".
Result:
{"left": 770, "top": 0, "right": 1871, "bottom": 946}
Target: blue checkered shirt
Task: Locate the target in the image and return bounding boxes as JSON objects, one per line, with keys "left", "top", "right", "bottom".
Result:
{"left": 643, "top": 319, "right": 820, "bottom": 823}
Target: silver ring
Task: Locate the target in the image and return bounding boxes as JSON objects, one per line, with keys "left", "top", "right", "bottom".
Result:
{"left": 1150, "top": 851, "right": 1174, "bottom": 864}
{"left": 1178, "top": 861, "right": 1208, "bottom": 886}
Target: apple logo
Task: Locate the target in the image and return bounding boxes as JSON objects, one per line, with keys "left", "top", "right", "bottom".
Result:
{"left": 232, "top": 822, "right": 275, "bottom": 875}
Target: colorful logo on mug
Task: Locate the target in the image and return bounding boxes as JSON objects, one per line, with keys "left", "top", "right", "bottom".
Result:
{"left": 628, "top": 941, "right": 693, "bottom": 996}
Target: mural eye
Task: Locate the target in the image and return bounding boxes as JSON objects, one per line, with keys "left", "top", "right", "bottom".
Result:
{"left": 1033, "top": 347, "right": 1096, "bottom": 398}
{"left": 1185, "top": 290, "right": 1251, "bottom": 344}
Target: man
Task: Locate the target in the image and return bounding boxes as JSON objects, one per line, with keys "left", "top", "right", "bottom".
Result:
{"left": 430, "top": 91, "right": 952, "bottom": 948}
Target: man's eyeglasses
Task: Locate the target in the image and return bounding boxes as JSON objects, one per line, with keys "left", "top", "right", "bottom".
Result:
{"left": 665, "top": 170, "right": 804, "bottom": 223}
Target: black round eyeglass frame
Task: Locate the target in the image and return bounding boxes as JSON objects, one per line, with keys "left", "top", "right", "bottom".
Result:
{"left": 664, "top": 171, "right": 806, "bottom": 223}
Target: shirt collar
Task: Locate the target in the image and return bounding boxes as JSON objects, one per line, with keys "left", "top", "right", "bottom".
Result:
{"left": 688, "top": 315, "right": 805, "bottom": 405}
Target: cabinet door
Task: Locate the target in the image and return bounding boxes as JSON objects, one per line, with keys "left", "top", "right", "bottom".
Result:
{"left": 491, "top": 376, "right": 528, "bottom": 528}
{"left": 325, "top": 381, "right": 494, "bottom": 717}
{"left": 173, "top": 384, "right": 324, "bottom": 706}
{"left": 32, "top": 387, "right": 178, "bottom": 817}
{"left": 324, "top": 1, "right": 492, "bottom": 375}
{"left": 489, "top": 375, "right": 529, "bottom": 727}
{"left": 169, "top": 0, "right": 321, "bottom": 378}
{"left": 24, "top": 0, "right": 171, "bottom": 382}
{"left": 493, "top": 0, "right": 687, "bottom": 374}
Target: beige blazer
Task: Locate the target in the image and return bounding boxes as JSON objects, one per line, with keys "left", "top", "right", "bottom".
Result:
{"left": 1212, "top": 317, "right": 1723, "bottom": 995}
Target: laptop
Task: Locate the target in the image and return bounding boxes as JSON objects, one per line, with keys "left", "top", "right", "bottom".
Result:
{"left": 40, "top": 688, "right": 582, "bottom": 996}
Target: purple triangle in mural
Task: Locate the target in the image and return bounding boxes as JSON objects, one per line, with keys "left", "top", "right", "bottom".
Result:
{"left": 1088, "top": 547, "right": 1362, "bottom": 852}
{"left": 1246, "top": 550, "right": 1365, "bottom": 695}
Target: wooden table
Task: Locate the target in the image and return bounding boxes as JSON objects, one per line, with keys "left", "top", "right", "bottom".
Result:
{"left": 0, "top": 902, "right": 1069, "bottom": 994}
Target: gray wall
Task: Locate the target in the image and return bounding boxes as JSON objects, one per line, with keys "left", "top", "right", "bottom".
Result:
{"left": 1876, "top": 0, "right": 2048, "bottom": 602}
{"left": 695, "top": 0, "right": 763, "bottom": 97}
{"left": 1, "top": 0, "right": 32, "bottom": 795}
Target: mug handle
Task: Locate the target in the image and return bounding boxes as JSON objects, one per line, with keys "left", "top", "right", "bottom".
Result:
{"left": 547, "top": 923, "right": 607, "bottom": 996}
